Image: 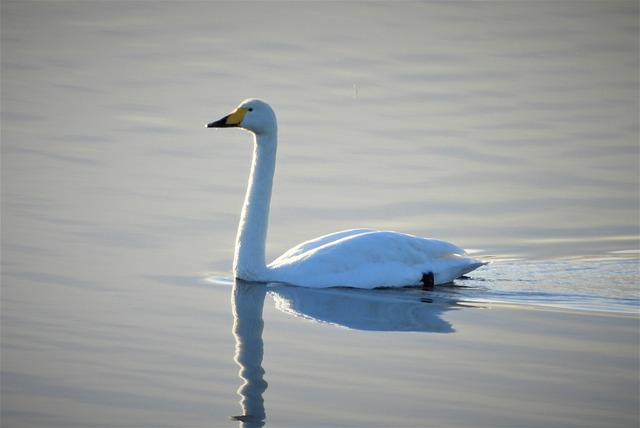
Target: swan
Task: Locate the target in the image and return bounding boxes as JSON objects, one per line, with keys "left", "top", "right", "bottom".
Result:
{"left": 207, "top": 98, "right": 486, "bottom": 288}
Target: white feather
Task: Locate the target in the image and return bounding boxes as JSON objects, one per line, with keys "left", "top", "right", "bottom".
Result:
{"left": 207, "top": 99, "right": 486, "bottom": 288}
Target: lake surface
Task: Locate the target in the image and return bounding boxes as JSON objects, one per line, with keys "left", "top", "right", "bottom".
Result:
{"left": 2, "top": 2, "right": 638, "bottom": 427}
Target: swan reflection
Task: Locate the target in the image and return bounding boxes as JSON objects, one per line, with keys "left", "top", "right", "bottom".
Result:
{"left": 230, "top": 281, "right": 268, "bottom": 427}
{"left": 269, "top": 284, "right": 458, "bottom": 333}
{"left": 230, "top": 280, "right": 459, "bottom": 426}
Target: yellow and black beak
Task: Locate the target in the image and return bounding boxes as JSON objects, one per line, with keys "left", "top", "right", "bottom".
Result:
{"left": 206, "top": 107, "right": 250, "bottom": 128}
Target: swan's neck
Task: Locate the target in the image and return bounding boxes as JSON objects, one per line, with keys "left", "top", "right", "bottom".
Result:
{"left": 233, "top": 131, "right": 277, "bottom": 281}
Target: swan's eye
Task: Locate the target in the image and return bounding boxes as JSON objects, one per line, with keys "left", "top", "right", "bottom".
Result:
{"left": 248, "top": 108, "right": 253, "bottom": 112}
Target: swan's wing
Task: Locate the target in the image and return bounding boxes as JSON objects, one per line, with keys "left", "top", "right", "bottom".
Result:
{"left": 270, "top": 228, "right": 376, "bottom": 263}
{"left": 269, "top": 230, "right": 486, "bottom": 288}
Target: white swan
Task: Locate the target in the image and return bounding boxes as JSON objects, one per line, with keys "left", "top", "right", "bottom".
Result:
{"left": 207, "top": 99, "right": 486, "bottom": 288}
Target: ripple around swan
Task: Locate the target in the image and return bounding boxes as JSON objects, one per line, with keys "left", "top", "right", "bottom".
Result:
{"left": 211, "top": 254, "right": 640, "bottom": 320}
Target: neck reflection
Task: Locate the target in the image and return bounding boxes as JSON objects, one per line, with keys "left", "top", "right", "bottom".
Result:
{"left": 228, "top": 279, "right": 459, "bottom": 426}
{"left": 230, "top": 280, "right": 268, "bottom": 427}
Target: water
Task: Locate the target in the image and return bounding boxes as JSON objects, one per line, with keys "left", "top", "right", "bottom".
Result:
{"left": 2, "top": 2, "right": 638, "bottom": 427}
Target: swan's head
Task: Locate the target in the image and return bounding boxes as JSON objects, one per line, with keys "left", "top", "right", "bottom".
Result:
{"left": 206, "top": 98, "right": 277, "bottom": 135}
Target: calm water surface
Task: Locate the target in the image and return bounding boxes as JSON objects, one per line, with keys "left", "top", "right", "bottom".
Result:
{"left": 2, "top": 2, "right": 638, "bottom": 427}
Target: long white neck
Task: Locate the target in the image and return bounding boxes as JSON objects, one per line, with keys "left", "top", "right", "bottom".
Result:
{"left": 233, "top": 131, "right": 277, "bottom": 281}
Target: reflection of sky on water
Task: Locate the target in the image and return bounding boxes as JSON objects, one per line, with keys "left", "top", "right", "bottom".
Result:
{"left": 2, "top": 2, "right": 638, "bottom": 427}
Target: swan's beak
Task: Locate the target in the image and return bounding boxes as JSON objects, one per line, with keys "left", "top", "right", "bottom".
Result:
{"left": 206, "top": 107, "right": 249, "bottom": 128}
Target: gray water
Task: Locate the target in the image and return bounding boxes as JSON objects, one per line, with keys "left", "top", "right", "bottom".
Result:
{"left": 2, "top": 2, "right": 638, "bottom": 427}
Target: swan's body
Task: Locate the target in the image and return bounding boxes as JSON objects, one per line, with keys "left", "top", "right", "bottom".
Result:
{"left": 207, "top": 99, "right": 486, "bottom": 288}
